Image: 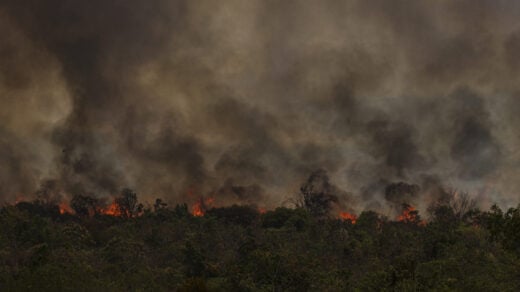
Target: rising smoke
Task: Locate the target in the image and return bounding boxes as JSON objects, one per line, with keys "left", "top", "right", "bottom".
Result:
{"left": 1, "top": 1, "right": 519, "bottom": 212}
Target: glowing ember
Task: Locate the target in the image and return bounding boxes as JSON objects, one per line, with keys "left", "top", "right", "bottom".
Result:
{"left": 14, "top": 195, "right": 27, "bottom": 205}
{"left": 59, "top": 202, "right": 73, "bottom": 214}
{"left": 339, "top": 212, "right": 357, "bottom": 223}
{"left": 258, "top": 207, "right": 267, "bottom": 214}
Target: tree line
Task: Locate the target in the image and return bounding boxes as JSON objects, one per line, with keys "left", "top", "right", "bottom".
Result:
{"left": 1, "top": 180, "right": 519, "bottom": 290}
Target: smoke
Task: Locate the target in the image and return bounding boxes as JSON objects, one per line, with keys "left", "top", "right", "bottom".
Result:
{"left": 384, "top": 182, "right": 420, "bottom": 209}
{"left": 1, "top": 1, "right": 520, "bottom": 210}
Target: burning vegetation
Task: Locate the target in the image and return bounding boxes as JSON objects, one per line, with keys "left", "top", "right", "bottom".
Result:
{"left": 7, "top": 170, "right": 469, "bottom": 230}
{"left": 396, "top": 203, "right": 426, "bottom": 226}
{"left": 191, "top": 197, "right": 214, "bottom": 217}
{"left": 3, "top": 184, "right": 520, "bottom": 291}
{"left": 6, "top": 169, "right": 482, "bottom": 230}
{"left": 0, "top": 168, "right": 518, "bottom": 291}
{"left": 339, "top": 212, "right": 358, "bottom": 223}
{"left": 2, "top": 0, "right": 520, "bottom": 290}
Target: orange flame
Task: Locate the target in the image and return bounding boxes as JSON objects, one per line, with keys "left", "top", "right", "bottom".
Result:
{"left": 100, "top": 201, "right": 122, "bottom": 216}
{"left": 191, "top": 197, "right": 214, "bottom": 217}
{"left": 59, "top": 202, "right": 73, "bottom": 214}
{"left": 397, "top": 205, "right": 416, "bottom": 222}
{"left": 339, "top": 212, "right": 357, "bottom": 223}
{"left": 192, "top": 200, "right": 204, "bottom": 217}
{"left": 258, "top": 207, "right": 267, "bottom": 214}
{"left": 397, "top": 205, "right": 425, "bottom": 225}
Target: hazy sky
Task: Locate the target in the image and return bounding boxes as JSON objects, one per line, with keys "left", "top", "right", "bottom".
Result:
{"left": 1, "top": 1, "right": 519, "bottom": 212}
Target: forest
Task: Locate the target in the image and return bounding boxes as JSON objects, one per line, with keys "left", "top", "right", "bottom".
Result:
{"left": 1, "top": 182, "right": 520, "bottom": 291}
{"left": 3, "top": 1, "right": 520, "bottom": 291}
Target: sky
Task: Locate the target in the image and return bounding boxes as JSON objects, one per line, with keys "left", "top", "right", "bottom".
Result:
{"left": 1, "top": 1, "right": 519, "bottom": 212}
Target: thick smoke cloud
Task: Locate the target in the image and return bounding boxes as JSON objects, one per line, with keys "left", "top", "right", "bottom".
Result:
{"left": 1, "top": 1, "right": 519, "bottom": 211}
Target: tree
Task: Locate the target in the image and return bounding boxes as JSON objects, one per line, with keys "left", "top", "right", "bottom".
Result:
{"left": 115, "top": 188, "right": 143, "bottom": 218}
{"left": 182, "top": 242, "right": 206, "bottom": 277}
{"left": 427, "top": 190, "right": 477, "bottom": 223}
{"left": 153, "top": 198, "right": 167, "bottom": 212}
{"left": 299, "top": 169, "right": 338, "bottom": 218}
{"left": 502, "top": 205, "right": 520, "bottom": 251}
{"left": 205, "top": 205, "right": 259, "bottom": 226}
{"left": 448, "top": 191, "right": 477, "bottom": 220}
{"left": 262, "top": 207, "right": 294, "bottom": 228}
{"left": 71, "top": 194, "right": 99, "bottom": 217}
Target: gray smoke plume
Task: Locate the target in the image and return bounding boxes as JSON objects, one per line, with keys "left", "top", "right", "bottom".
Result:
{"left": 1, "top": 1, "right": 519, "bottom": 211}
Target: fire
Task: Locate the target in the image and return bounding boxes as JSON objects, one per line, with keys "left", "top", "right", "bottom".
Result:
{"left": 397, "top": 204, "right": 425, "bottom": 225}
{"left": 15, "top": 195, "right": 27, "bottom": 205}
{"left": 59, "top": 202, "right": 73, "bottom": 214}
{"left": 11, "top": 195, "right": 137, "bottom": 218}
{"left": 101, "top": 201, "right": 122, "bottom": 216}
{"left": 191, "top": 197, "right": 214, "bottom": 217}
{"left": 258, "top": 207, "right": 267, "bottom": 214}
{"left": 339, "top": 212, "right": 357, "bottom": 223}
{"left": 397, "top": 205, "right": 417, "bottom": 222}
{"left": 56, "top": 199, "right": 125, "bottom": 217}
{"left": 192, "top": 199, "right": 204, "bottom": 217}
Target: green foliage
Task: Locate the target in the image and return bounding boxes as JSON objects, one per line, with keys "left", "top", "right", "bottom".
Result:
{"left": 71, "top": 194, "right": 99, "bottom": 217}
{"left": 1, "top": 201, "right": 520, "bottom": 290}
{"left": 205, "top": 205, "right": 259, "bottom": 226}
{"left": 485, "top": 204, "right": 520, "bottom": 253}
{"left": 261, "top": 207, "right": 310, "bottom": 231}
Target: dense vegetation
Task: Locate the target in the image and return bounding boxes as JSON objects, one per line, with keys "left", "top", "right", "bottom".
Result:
{"left": 1, "top": 191, "right": 520, "bottom": 292}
